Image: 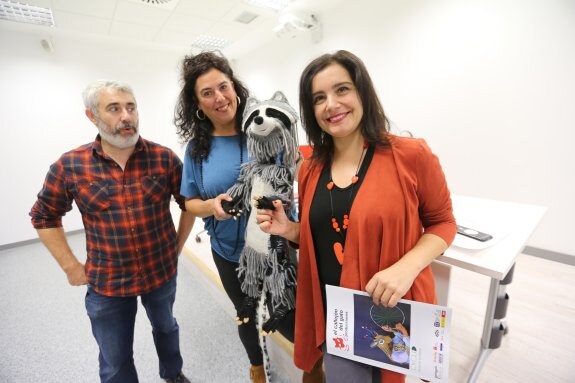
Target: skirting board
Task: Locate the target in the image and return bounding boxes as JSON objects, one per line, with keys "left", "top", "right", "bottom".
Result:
{"left": 1, "top": 231, "right": 572, "bottom": 269}
{"left": 523, "top": 246, "right": 575, "bottom": 266}
{"left": 0, "top": 229, "right": 85, "bottom": 251}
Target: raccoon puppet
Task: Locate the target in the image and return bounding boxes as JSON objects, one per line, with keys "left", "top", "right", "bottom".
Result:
{"left": 221, "top": 91, "right": 299, "bottom": 336}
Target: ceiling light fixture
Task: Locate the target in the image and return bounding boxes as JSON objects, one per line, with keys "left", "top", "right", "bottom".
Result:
{"left": 190, "top": 35, "right": 232, "bottom": 51}
{"left": 243, "top": 0, "right": 291, "bottom": 12}
{"left": 0, "top": 0, "right": 55, "bottom": 27}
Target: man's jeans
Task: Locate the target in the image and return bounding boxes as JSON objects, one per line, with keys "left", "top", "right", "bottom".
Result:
{"left": 85, "top": 277, "right": 183, "bottom": 383}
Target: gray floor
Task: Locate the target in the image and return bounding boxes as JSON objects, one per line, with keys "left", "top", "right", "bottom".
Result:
{"left": 3, "top": 232, "right": 575, "bottom": 382}
{"left": 0, "top": 232, "right": 291, "bottom": 383}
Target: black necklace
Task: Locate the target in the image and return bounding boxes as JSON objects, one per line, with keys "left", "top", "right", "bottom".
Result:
{"left": 327, "top": 144, "right": 367, "bottom": 264}
{"left": 199, "top": 134, "right": 243, "bottom": 258}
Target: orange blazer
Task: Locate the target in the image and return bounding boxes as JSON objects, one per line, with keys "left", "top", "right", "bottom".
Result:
{"left": 294, "top": 135, "right": 457, "bottom": 383}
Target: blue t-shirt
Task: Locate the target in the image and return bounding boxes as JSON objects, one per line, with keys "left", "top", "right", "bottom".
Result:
{"left": 181, "top": 135, "right": 248, "bottom": 262}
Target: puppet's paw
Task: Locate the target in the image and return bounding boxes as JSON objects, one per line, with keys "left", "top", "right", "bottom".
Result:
{"left": 221, "top": 198, "right": 243, "bottom": 219}
{"left": 261, "top": 305, "right": 292, "bottom": 335}
{"left": 254, "top": 195, "right": 284, "bottom": 210}
{"left": 235, "top": 296, "right": 258, "bottom": 325}
{"left": 253, "top": 195, "right": 274, "bottom": 210}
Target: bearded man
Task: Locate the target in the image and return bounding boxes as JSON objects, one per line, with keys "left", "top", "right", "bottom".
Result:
{"left": 30, "top": 80, "right": 194, "bottom": 383}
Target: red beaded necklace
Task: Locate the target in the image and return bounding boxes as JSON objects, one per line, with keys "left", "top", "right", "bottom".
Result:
{"left": 327, "top": 144, "right": 367, "bottom": 265}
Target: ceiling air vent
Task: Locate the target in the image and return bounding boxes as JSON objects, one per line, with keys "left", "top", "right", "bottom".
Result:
{"left": 235, "top": 11, "right": 259, "bottom": 24}
{"left": 139, "top": 0, "right": 172, "bottom": 4}
{"left": 128, "top": 0, "right": 180, "bottom": 10}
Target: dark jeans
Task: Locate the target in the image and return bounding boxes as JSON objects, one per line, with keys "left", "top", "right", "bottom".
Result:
{"left": 212, "top": 250, "right": 295, "bottom": 366}
{"left": 85, "top": 277, "right": 183, "bottom": 383}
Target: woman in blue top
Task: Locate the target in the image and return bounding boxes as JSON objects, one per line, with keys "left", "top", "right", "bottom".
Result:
{"left": 175, "top": 51, "right": 317, "bottom": 383}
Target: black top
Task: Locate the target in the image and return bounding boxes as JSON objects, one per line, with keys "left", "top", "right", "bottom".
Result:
{"left": 309, "top": 145, "right": 375, "bottom": 310}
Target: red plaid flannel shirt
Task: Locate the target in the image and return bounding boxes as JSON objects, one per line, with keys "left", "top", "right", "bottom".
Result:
{"left": 30, "top": 136, "right": 186, "bottom": 297}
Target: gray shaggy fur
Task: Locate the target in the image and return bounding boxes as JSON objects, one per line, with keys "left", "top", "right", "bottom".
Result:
{"left": 224, "top": 90, "right": 299, "bottom": 323}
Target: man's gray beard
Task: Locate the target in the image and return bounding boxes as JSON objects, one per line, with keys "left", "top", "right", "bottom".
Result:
{"left": 97, "top": 121, "right": 139, "bottom": 149}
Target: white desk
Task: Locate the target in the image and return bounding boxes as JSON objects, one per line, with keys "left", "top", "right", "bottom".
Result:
{"left": 436, "top": 195, "right": 547, "bottom": 383}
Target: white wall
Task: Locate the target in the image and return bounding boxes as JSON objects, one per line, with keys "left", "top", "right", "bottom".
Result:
{"left": 0, "top": 24, "right": 187, "bottom": 246}
{"left": 235, "top": 0, "right": 575, "bottom": 256}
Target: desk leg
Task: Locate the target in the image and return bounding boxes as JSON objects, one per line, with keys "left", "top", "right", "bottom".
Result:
{"left": 467, "top": 264, "right": 514, "bottom": 383}
{"left": 431, "top": 261, "right": 451, "bottom": 307}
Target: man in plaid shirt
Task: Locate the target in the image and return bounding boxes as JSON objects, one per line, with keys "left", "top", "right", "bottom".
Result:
{"left": 29, "top": 80, "right": 195, "bottom": 383}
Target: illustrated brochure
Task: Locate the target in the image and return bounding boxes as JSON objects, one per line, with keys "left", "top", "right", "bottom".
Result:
{"left": 326, "top": 285, "right": 452, "bottom": 382}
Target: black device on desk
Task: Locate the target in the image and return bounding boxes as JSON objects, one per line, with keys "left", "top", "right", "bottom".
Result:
{"left": 457, "top": 225, "right": 493, "bottom": 242}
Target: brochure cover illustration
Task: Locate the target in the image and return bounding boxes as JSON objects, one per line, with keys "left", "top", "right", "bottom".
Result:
{"left": 326, "top": 285, "right": 452, "bottom": 382}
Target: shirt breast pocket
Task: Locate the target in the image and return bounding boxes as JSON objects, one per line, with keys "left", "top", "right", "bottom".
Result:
{"left": 73, "top": 180, "right": 111, "bottom": 212}
{"left": 141, "top": 174, "right": 168, "bottom": 204}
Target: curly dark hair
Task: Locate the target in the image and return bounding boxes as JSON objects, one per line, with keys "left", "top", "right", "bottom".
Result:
{"left": 299, "top": 50, "right": 391, "bottom": 164}
{"left": 174, "top": 51, "right": 250, "bottom": 162}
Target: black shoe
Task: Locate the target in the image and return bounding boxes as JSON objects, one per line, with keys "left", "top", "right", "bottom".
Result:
{"left": 165, "top": 372, "right": 190, "bottom": 383}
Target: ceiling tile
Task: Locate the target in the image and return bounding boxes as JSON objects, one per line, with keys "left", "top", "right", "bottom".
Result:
{"left": 207, "top": 20, "right": 250, "bottom": 41}
{"left": 114, "top": 1, "right": 171, "bottom": 27}
{"left": 163, "top": 12, "right": 213, "bottom": 34}
{"left": 154, "top": 28, "right": 197, "bottom": 48}
{"left": 51, "top": 0, "right": 117, "bottom": 19}
{"left": 110, "top": 20, "right": 159, "bottom": 40}
{"left": 52, "top": 11, "right": 111, "bottom": 34}
{"left": 173, "top": 0, "right": 236, "bottom": 20}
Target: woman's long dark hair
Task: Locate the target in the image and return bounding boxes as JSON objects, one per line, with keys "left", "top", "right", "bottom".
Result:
{"left": 175, "top": 51, "right": 249, "bottom": 162}
{"left": 299, "top": 50, "right": 391, "bottom": 164}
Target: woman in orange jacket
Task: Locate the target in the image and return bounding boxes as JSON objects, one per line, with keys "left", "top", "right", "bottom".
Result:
{"left": 256, "top": 50, "right": 456, "bottom": 383}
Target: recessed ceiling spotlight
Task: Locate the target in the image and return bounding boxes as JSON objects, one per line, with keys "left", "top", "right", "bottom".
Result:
{"left": 0, "top": 0, "right": 55, "bottom": 27}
